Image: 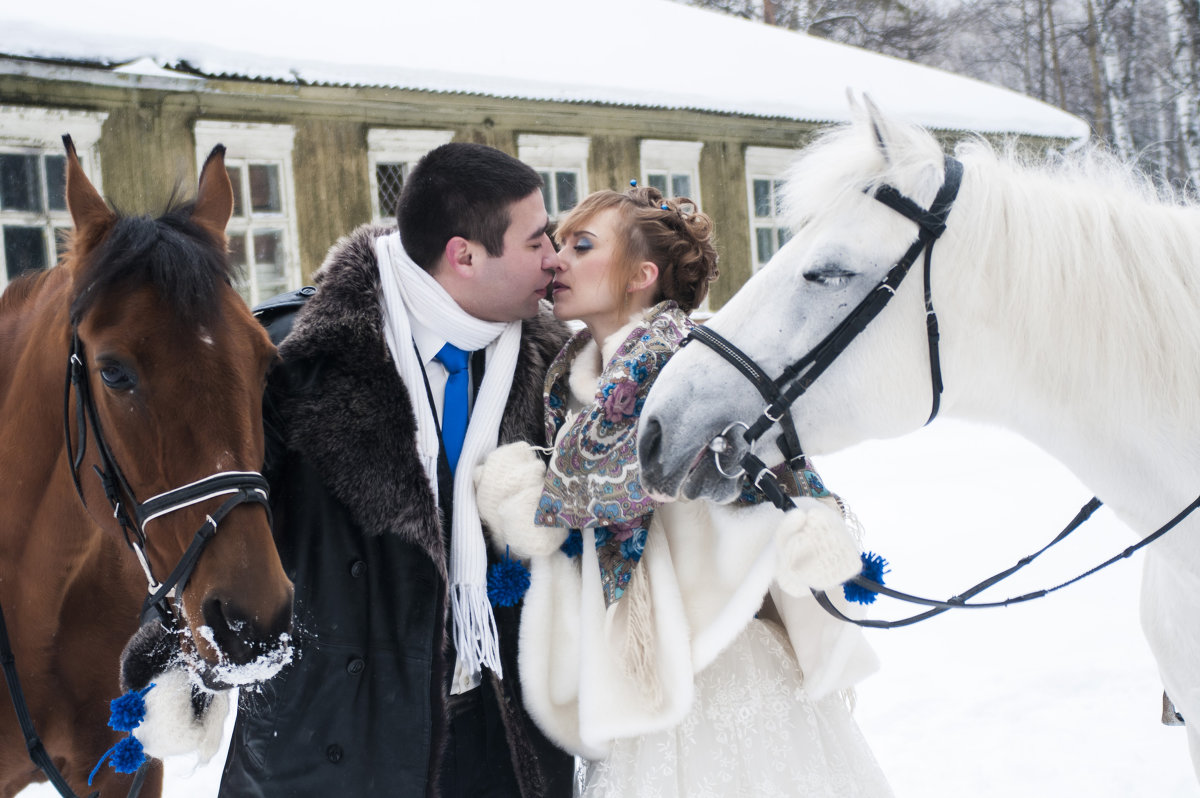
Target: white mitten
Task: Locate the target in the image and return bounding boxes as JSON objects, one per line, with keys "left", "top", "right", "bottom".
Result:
{"left": 137, "top": 667, "right": 230, "bottom": 763}
{"left": 474, "top": 441, "right": 567, "bottom": 557}
{"left": 774, "top": 497, "right": 863, "bottom": 594}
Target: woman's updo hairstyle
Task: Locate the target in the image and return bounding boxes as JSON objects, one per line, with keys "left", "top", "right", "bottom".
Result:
{"left": 554, "top": 185, "right": 719, "bottom": 314}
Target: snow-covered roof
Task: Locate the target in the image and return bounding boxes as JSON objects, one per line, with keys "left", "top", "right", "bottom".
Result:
{"left": 0, "top": 0, "right": 1090, "bottom": 141}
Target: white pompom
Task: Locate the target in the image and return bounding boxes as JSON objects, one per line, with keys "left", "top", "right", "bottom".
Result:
{"left": 137, "top": 668, "right": 230, "bottom": 764}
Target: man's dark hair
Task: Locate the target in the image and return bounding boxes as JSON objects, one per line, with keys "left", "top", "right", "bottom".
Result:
{"left": 396, "top": 142, "right": 545, "bottom": 270}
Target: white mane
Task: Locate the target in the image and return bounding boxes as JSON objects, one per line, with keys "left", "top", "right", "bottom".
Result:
{"left": 779, "top": 115, "right": 1200, "bottom": 428}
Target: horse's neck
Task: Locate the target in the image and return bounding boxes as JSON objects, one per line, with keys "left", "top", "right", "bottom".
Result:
{"left": 938, "top": 196, "right": 1200, "bottom": 534}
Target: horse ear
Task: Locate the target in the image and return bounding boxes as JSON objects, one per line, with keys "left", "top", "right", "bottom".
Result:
{"left": 862, "top": 94, "right": 892, "bottom": 165}
{"left": 192, "top": 144, "right": 234, "bottom": 242}
{"left": 63, "top": 134, "right": 116, "bottom": 259}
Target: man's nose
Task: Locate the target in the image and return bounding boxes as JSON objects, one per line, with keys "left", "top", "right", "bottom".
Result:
{"left": 543, "top": 246, "right": 563, "bottom": 271}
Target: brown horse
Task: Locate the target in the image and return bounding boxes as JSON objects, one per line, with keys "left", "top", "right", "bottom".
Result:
{"left": 0, "top": 140, "right": 293, "bottom": 797}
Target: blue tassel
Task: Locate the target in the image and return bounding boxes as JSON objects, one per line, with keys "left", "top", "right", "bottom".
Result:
{"left": 107, "top": 683, "right": 154, "bottom": 732}
{"left": 88, "top": 736, "right": 146, "bottom": 784}
{"left": 843, "top": 551, "right": 890, "bottom": 605}
{"left": 487, "top": 547, "right": 531, "bottom": 607}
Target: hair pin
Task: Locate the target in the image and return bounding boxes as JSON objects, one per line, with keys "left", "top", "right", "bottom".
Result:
{"left": 661, "top": 204, "right": 670, "bottom": 210}
{"left": 629, "top": 179, "right": 638, "bottom": 187}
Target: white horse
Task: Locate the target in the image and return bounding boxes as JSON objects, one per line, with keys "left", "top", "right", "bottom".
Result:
{"left": 637, "top": 97, "right": 1200, "bottom": 781}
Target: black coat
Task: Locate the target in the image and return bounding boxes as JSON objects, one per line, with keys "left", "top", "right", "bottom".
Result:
{"left": 218, "top": 226, "right": 573, "bottom": 798}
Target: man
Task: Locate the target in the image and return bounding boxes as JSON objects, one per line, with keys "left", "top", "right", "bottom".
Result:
{"left": 219, "top": 143, "right": 574, "bottom": 797}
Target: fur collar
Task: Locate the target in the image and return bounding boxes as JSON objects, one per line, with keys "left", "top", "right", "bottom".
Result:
{"left": 565, "top": 313, "right": 647, "bottom": 408}
{"left": 274, "top": 224, "right": 567, "bottom": 568}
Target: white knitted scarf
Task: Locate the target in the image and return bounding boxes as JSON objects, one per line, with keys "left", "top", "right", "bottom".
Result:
{"left": 375, "top": 231, "right": 520, "bottom": 680}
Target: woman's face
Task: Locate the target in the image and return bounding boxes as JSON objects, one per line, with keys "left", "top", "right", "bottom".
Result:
{"left": 551, "top": 207, "right": 627, "bottom": 327}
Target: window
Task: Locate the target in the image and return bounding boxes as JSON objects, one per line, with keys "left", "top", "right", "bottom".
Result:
{"left": 0, "top": 106, "right": 106, "bottom": 289}
{"left": 195, "top": 122, "right": 299, "bottom": 307}
{"left": 744, "top": 147, "right": 795, "bottom": 271}
{"left": 367, "top": 129, "right": 454, "bottom": 224}
{"left": 518, "top": 135, "right": 589, "bottom": 220}
{"left": 640, "top": 140, "right": 703, "bottom": 204}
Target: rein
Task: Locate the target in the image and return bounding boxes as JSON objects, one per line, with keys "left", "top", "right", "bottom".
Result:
{"left": 688, "top": 155, "right": 1200, "bottom": 629}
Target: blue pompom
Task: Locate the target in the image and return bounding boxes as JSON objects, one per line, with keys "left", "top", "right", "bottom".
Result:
{"left": 109, "top": 736, "right": 146, "bottom": 774}
{"left": 487, "top": 547, "right": 531, "bottom": 608}
{"left": 88, "top": 735, "right": 147, "bottom": 784}
{"left": 560, "top": 529, "right": 583, "bottom": 558}
{"left": 108, "top": 683, "right": 154, "bottom": 732}
{"left": 843, "top": 551, "right": 890, "bottom": 605}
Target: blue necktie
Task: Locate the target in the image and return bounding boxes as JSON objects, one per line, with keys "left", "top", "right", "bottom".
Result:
{"left": 435, "top": 343, "right": 470, "bottom": 475}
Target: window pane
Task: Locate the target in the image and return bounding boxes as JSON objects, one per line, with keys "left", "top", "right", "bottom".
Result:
{"left": 227, "top": 166, "right": 244, "bottom": 218}
{"left": 647, "top": 173, "right": 668, "bottom": 194}
{"left": 0, "top": 154, "right": 41, "bottom": 212}
{"left": 773, "top": 180, "right": 785, "bottom": 216}
{"left": 4, "top": 226, "right": 47, "bottom": 279}
{"left": 227, "top": 232, "right": 247, "bottom": 268}
{"left": 248, "top": 164, "right": 281, "bottom": 213}
{"left": 538, "top": 171, "right": 552, "bottom": 215}
{"left": 755, "top": 227, "right": 775, "bottom": 266}
{"left": 555, "top": 171, "right": 578, "bottom": 213}
{"left": 777, "top": 228, "right": 792, "bottom": 249}
{"left": 45, "top": 155, "right": 67, "bottom": 212}
{"left": 753, "top": 179, "right": 772, "bottom": 218}
{"left": 253, "top": 231, "right": 287, "bottom": 296}
{"left": 376, "top": 162, "right": 406, "bottom": 219}
{"left": 671, "top": 174, "right": 691, "bottom": 199}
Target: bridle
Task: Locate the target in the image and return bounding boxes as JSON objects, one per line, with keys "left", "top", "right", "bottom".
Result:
{"left": 62, "top": 330, "right": 271, "bottom": 626}
{"left": 686, "top": 155, "right": 1200, "bottom": 628}
{"left": 0, "top": 329, "right": 270, "bottom": 798}
{"left": 690, "top": 155, "right": 963, "bottom": 513}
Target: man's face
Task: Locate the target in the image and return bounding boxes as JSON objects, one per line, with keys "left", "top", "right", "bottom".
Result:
{"left": 467, "top": 190, "right": 560, "bottom": 322}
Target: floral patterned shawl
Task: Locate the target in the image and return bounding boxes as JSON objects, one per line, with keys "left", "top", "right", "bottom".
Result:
{"left": 535, "top": 301, "right": 690, "bottom": 603}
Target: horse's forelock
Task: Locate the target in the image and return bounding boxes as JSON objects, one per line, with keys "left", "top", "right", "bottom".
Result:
{"left": 68, "top": 204, "right": 237, "bottom": 328}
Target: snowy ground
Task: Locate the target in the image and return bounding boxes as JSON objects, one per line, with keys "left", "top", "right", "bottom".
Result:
{"left": 19, "top": 420, "right": 1200, "bottom": 796}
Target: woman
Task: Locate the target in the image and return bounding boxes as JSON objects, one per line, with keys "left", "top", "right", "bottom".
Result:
{"left": 476, "top": 186, "right": 893, "bottom": 797}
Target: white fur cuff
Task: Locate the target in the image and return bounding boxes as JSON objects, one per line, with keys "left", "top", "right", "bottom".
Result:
{"left": 475, "top": 441, "right": 567, "bottom": 557}
{"left": 774, "top": 498, "right": 863, "bottom": 594}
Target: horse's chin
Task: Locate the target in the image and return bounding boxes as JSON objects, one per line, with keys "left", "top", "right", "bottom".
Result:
{"left": 678, "top": 456, "right": 743, "bottom": 505}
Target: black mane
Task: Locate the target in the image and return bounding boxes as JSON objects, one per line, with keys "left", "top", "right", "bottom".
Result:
{"left": 69, "top": 200, "right": 238, "bottom": 327}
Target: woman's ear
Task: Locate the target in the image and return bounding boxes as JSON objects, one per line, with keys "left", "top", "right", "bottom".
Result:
{"left": 628, "top": 260, "right": 660, "bottom": 293}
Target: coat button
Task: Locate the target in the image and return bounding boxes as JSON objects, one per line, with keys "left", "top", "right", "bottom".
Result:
{"left": 350, "top": 560, "right": 367, "bottom": 578}
{"left": 347, "top": 657, "right": 365, "bottom": 675}
{"left": 299, "top": 286, "right": 317, "bottom": 296}
{"left": 326, "top": 744, "right": 343, "bottom": 763}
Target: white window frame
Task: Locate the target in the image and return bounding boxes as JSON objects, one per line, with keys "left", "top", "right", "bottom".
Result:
{"left": 640, "top": 139, "right": 703, "bottom": 205}
{"left": 0, "top": 106, "right": 107, "bottom": 289}
{"left": 518, "top": 134, "right": 589, "bottom": 220}
{"left": 367, "top": 128, "right": 454, "bottom": 225}
{"left": 744, "top": 146, "right": 795, "bottom": 272}
{"left": 194, "top": 121, "right": 300, "bottom": 307}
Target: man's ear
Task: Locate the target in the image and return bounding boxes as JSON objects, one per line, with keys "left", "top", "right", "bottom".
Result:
{"left": 628, "top": 261, "right": 660, "bottom": 293}
{"left": 443, "top": 236, "right": 474, "bottom": 276}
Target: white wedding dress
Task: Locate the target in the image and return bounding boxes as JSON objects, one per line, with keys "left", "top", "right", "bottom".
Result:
{"left": 581, "top": 619, "right": 894, "bottom": 798}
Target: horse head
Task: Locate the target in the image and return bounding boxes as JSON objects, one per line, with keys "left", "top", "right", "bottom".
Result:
{"left": 62, "top": 138, "right": 293, "bottom": 688}
{"left": 639, "top": 97, "right": 963, "bottom": 502}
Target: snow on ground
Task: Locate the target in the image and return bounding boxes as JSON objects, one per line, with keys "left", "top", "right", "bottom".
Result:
{"left": 19, "top": 419, "right": 1200, "bottom": 796}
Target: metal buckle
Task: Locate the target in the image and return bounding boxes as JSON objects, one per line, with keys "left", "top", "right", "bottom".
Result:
{"left": 709, "top": 422, "right": 749, "bottom": 479}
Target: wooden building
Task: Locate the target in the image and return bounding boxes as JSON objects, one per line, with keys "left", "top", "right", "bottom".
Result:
{"left": 0, "top": 0, "right": 1088, "bottom": 308}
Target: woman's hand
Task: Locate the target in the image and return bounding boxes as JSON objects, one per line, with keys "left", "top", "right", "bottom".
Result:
{"left": 773, "top": 497, "right": 863, "bottom": 594}
{"left": 474, "top": 441, "right": 568, "bottom": 557}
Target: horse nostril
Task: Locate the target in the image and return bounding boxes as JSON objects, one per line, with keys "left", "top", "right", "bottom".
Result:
{"left": 202, "top": 597, "right": 254, "bottom": 665}
{"left": 639, "top": 417, "right": 663, "bottom": 476}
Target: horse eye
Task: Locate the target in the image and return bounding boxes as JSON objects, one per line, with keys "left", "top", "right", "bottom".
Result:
{"left": 99, "top": 362, "right": 137, "bottom": 390}
{"left": 803, "top": 265, "right": 856, "bottom": 287}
